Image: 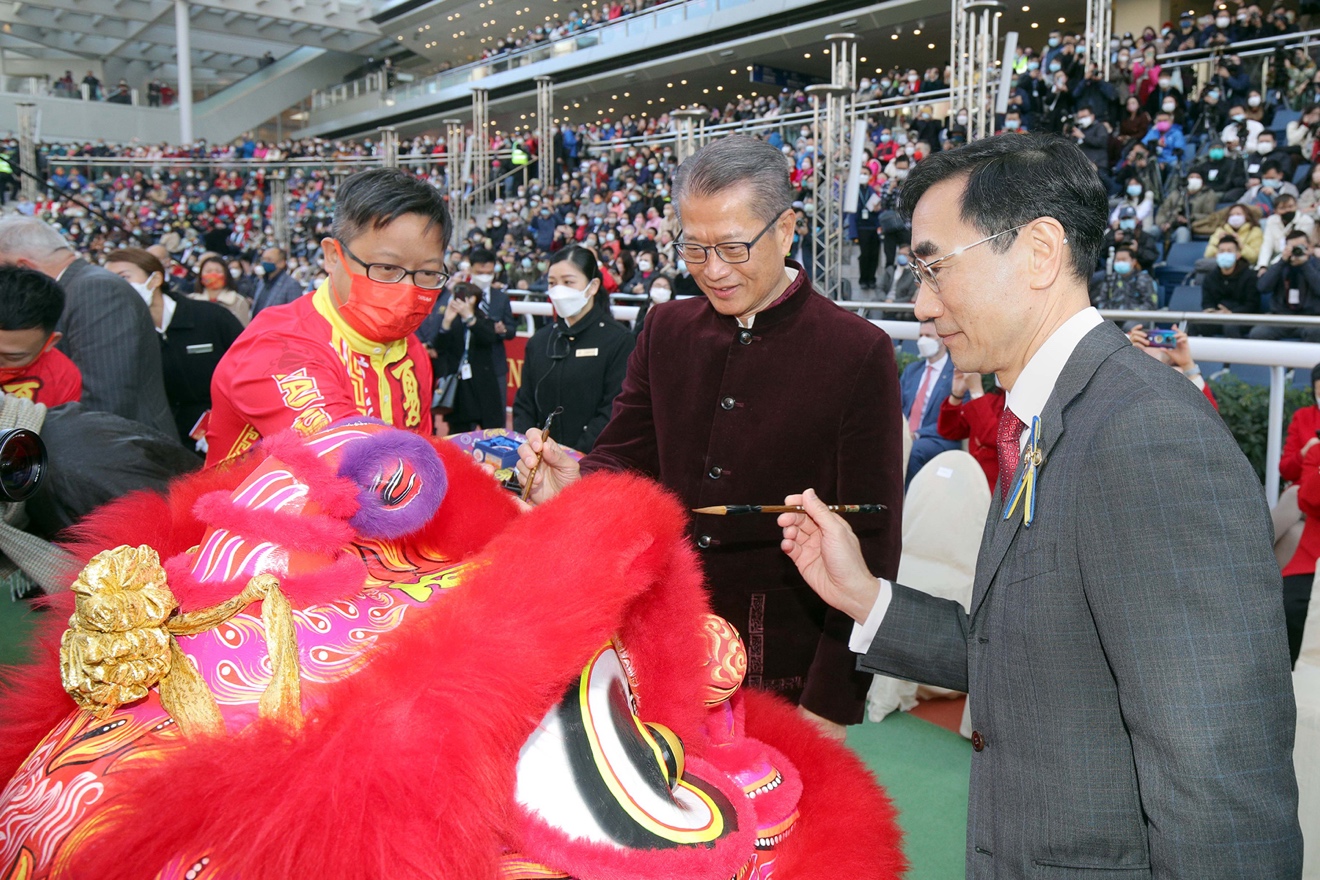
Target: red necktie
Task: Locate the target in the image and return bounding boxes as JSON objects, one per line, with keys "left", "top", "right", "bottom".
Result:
{"left": 909, "top": 364, "right": 935, "bottom": 434}
{"left": 996, "top": 408, "right": 1026, "bottom": 500}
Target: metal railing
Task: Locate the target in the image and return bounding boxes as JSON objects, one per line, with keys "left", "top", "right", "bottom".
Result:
{"left": 842, "top": 300, "right": 1320, "bottom": 506}
{"left": 1154, "top": 26, "right": 1320, "bottom": 83}
{"left": 583, "top": 89, "right": 954, "bottom": 157}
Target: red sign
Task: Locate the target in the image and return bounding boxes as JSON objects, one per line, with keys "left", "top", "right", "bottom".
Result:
{"left": 505, "top": 336, "right": 529, "bottom": 408}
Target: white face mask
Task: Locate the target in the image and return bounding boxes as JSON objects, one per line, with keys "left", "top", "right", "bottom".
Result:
{"left": 130, "top": 278, "right": 156, "bottom": 307}
{"left": 1248, "top": 94, "right": 1262, "bottom": 107}
{"left": 1187, "top": 177, "right": 1203, "bottom": 193}
{"left": 471, "top": 273, "right": 494, "bottom": 291}
{"left": 916, "top": 335, "right": 941, "bottom": 359}
{"left": 956, "top": 114, "right": 969, "bottom": 125}
{"left": 637, "top": 260, "right": 652, "bottom": 272}
{"left": 548, "top": 283, "right": 593, "bottom": 319}
{"left": 649, "top": 285, "right": 672, "bottom": 304}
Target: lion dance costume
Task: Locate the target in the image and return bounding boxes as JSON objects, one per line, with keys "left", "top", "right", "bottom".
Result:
{"left": 0, "top": 420, "right": 904, "bottom": 879}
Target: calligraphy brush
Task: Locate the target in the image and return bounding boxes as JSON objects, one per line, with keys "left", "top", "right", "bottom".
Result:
{"left": 692, "top": 504, "right": 887, "bottom": 515}
{"left": 520, "top": 406, "right": 564, "bottom": 503}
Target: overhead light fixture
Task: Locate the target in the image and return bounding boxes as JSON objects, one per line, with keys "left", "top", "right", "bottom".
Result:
{"left": 719, "top": 49, "right": 735, "bottom": 58}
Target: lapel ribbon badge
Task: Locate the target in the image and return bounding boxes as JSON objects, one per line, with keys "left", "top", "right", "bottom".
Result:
{"left": 1003, "top": 415, "right": 1043, "bottom": 529}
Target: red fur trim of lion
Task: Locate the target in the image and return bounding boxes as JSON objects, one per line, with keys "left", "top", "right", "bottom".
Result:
{"left": 0, "top": 439, "right": 516, "bottom": 802}
{"left": 740, "top": 689, "right": 908, "bottom": 880}
{"left": 60, "top": 472, "right": 695, "bottom": 879}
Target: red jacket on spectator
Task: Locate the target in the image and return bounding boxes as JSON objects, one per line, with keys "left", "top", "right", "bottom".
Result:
{"left": 1284, "top": 442, "right": 1320, "bottom": 577}
{"left": 0, "top": 347, "right": 82, "bottom": 408}
{"left": 1280, "top": 403, "right": 1320, "bottom": 485}
{"left": 936, "top": 390, "right": 1005, "bottom": 489}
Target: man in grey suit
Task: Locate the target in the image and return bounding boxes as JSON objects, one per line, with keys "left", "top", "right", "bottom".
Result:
{"left": 779, "top": 134, "right": 1302, "bottom": 878}
{"left": 0, "top": 217, "right": 175, "bottom": 439}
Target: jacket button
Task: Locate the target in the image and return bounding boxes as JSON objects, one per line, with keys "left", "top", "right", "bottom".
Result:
{"left": 708, "top": 465, "right": 723, "bottom": 479}
{"left": 971, "top": 730, "right": 985, "bottom": 752}
{"left": 738, "top": 330, "right": 753, "bottom": 345}
{"left": 721, "top": 397, "right": 735, "bottom": 410}
{"left": 697, "top": 535, "right": 712, "bottom": 549}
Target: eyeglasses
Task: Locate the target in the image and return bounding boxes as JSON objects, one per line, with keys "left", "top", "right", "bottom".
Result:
{"left": 910, "top": 223, "right": 1033, "bottom": 292}
{"left": 674, "top": 211, "right": 786, "bottom": 265}
{"left": 336, "top": 239, "right": 450, "bottom": 290}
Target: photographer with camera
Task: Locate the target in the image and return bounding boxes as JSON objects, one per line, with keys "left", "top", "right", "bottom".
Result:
{"left": 1090, "top": 244, "right": 1159, "bottom": 312}
{"left": 1071, "top": 107, "right": 1115, "bottom": 192}
{"left": 1257, "top": 192, "right": 1315, "bottom": 269}
{"left": 1141, "top": 110, "right": 1186, "bottom": 170}
{"left": 1287, "top": 103, "right": 1320, "bottom": 158}
{"left": 434, "top": 280, "right": 505, "bottom": 433}
{"left": 1042, "top": 70, "right": 1076, "bottom": 134}
{"left": 1103, "top": 205, "right": 1160, "bottom": 269}
{"left": 1249, "top": 228, "right": 1320, "bottom": 341}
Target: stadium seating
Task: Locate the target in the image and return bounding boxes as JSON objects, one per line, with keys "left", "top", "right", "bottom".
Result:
{"left": 1167, "top": 284, "right": 1203, "bottom": 313}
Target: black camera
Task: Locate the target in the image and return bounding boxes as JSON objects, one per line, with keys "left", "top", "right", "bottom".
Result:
{"left": 0, "top": 430, "right": 46, "bottom": 503}
{"left": 1292, "top": 244, "right": 1309, "bottom": 259}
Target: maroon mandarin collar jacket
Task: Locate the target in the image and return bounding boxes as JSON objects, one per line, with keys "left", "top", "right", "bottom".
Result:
{"left": 581, "top": 260, "right": 904, "bottom": 724}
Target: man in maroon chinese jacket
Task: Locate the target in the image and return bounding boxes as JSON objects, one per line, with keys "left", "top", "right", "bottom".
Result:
{"left": 518, "top": 135, "right": 904, "bottom": 735}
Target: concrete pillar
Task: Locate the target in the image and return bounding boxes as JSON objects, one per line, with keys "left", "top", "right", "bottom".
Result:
{"left": 175, "top": 0, "right": 194, "bottom": 143}
{"left": 17, "top": 103, "right": 39, "bottom": 202}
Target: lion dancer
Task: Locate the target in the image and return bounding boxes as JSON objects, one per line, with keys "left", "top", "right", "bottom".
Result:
{"left": 204, "top": 169, "right": 445, "bottom": 465}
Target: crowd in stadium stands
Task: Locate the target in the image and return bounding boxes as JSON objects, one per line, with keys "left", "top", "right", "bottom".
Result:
{"left": 476, "top": 0, "right": 681, "bottom": 61}
{"left": 0, "top": 5, "right": 1318, "bottom": 393}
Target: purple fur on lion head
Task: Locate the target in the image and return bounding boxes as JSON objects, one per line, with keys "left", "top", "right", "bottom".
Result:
{"left": 335, "top": 429, "right": 447, "bottom": 539}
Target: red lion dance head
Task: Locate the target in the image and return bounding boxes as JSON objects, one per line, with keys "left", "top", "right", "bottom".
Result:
{"left": 0, "top": 421, "right": 903, "bottom": 880}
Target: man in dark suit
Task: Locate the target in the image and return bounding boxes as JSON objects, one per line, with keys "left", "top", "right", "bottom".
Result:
{"left": 517, "top": 135, "right": 904, "bottom": 739}
{"left": 899, "top": 320, "right": 957, "bottom": 487}
{"left": 465, "top": 247, "right": 518, "bottom": 399}
{"left": 250, "top": 246, "right": 305, "bottom": 317}
{"left": 0, "top": 217, "right": 176, "bottom": 439}
{"left": 779, "top": 134, "right": 1301, "bottom": 878}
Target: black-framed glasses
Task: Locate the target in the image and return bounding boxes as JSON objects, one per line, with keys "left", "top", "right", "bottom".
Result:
{"left": 674, "top": 210, "right": 786, "bottom": 264}
{"left": 910, "top": 223, "right": 1033, "bottom": 292}
{"left": 336, "top": 239, "right": 450, "bottom": 290}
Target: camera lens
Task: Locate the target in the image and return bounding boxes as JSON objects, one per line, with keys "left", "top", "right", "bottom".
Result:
{"left": 0, "top": 430, "right": 47, "bottom": 503}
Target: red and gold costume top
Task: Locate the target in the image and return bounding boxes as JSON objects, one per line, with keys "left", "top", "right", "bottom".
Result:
{"left": 204, "top": 284, "right": 432, "bottom": 465}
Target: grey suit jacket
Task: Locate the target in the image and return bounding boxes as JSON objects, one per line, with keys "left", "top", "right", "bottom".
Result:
{"left": 56, "top": 260, "right": 177, "bottom": 439}
{"left": 861, "top": 320, "right": 1301, "bottom": 879}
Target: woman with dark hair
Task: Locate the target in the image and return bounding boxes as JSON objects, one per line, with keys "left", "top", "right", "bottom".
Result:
{"left": 189, "top": 252, "right": 252, "bottom": 326}
{"left": 106, "top": 248, "right": 245, "bottom": 449}
{"left": 434, "top": 280, "right": 505, "bottom": 433}
{"left": 513, "top": 246, "right": 634, "bottom": 452}
{"left": 631, "top": 272, "right": 673, "bottom": 338}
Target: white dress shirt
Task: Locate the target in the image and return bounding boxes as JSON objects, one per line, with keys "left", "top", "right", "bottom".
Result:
{"left": 849, "top": 306, "right": 1104, "bottom": 653}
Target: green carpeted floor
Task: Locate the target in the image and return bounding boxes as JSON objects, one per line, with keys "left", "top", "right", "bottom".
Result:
{"left": 0, "top": 594, "right": 38, "bottom": 669}
{"left": 849, "top": 713, "right": 971, "bottom": 879}
{"left": 0, "top": 596, "right": 969, "bottom": 877}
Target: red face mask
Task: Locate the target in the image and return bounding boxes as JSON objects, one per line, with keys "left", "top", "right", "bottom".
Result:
{"left": 201, "top": 272, "right": 227, "bottom": 289}
{"left": 0, "top": 337, "right": 55, "bottom": 385}
{"left": 330, "top": 242, "right": 437, "bottom": 343}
